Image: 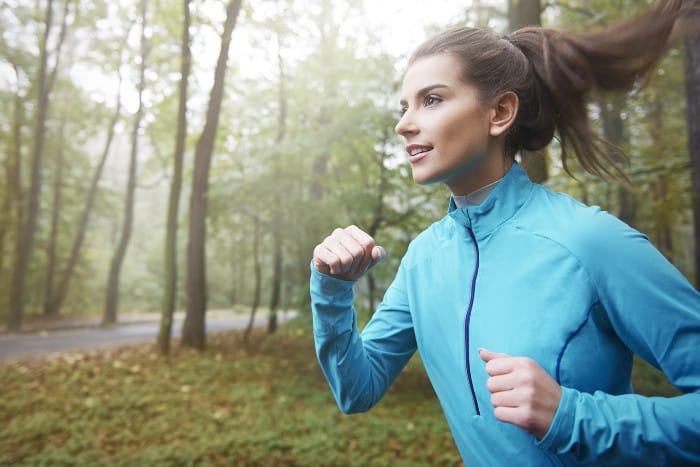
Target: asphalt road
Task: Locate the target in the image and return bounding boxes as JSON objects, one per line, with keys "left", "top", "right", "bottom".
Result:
{"left": 0, "top": 310, "right": 297, "bottom": 361}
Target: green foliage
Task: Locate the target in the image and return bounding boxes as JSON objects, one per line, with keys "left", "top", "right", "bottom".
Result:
{"left": 0, "top": 327, "right": 463, "bottom": 466}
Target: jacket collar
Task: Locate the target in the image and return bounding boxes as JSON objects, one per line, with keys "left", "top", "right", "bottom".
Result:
{"left": 447, "top": 163, "right": 533, "bottom": 239}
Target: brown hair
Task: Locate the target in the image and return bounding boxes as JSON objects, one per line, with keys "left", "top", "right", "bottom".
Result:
{"left": 408, "top": 0, "right": 684, "bottom": 180}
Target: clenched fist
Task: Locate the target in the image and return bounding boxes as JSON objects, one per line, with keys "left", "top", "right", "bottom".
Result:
{"left": 479, "top": 348, "right": 562, "bottom": 440}
{"left": 312, "top": 225, "right": 386, "bottom": 281}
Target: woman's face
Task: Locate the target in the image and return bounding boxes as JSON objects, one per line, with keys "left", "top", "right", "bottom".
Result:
{"left": 395, "top": 54, "right": 502, "bottom": 195}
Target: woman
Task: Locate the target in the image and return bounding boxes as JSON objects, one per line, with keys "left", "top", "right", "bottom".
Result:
{"left": 310, "top": 1, "right": 700, "bottom": 465}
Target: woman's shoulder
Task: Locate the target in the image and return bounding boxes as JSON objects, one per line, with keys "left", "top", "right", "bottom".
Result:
{"left": 523, "top": 185, "right": 650, "bottom": 264}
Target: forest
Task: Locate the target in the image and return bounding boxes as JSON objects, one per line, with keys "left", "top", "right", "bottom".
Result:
{"left": 0, "top": 0, "right": 698, "bottom": 351}
{"left": 1, "top": 0, "right": 699, "bottom": 464}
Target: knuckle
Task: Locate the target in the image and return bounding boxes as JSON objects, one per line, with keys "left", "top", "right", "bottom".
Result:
{"left": 325, "top": 257, "right": 340, "bottom": 270}
{"left": 485, "top": 377, "right": 495, "bottom": 391}
{"left": 337, "top": 252, "right": 352, "bottom": 265}
{"left": 515, "top": 372, "right": 532, "bottom": 387}
{"left": 523, "top": 384, "right": 537, "bottom": 400}
{"left": 350, "top": 245, "right": 366, "bottom": 258}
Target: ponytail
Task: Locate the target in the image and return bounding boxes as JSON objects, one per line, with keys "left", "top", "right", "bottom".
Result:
{"left": 408, "top": 0, "right": 685, "bottom": 180}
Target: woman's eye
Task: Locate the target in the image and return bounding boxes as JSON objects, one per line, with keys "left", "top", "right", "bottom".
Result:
{"left": 399, "top": 106, "right": 408, "bottom": 117}
{"left": 424, "top": 95, "right": 441, "bottom": 107}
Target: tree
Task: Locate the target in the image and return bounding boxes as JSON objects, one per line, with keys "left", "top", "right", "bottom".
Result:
{"left": 43, "top": 77, "right": 123, "bottom": 316}
{"left": 597, "top": 92, "right": 636, "bottom": 225}
{"left": 182, "top": 0, "right": 243, "bottom": 350}
{"left": 243, "top": 215, "right": 262, "bottom": 343}
{"left": 8, "top": 0, "right": 70, "bottom": 330}
{"left": 267, "top": 27, "right": 288, "bottom": 335}
{"left": 0, "top": 62, "right": 25, "bottom": 312}
{"left": 103, "top": 0, "right": 148, "bottom": 324}
{"left": 684, "top": 0, "right": 700, "bottom": 287}
{"left": 158, "top": 0, "right": 192, "bottom": 355}
{"left": 43, "top": 110, "right": 68, "bottom": 316}
{"left": 297, "top": 0, "right": 347, "bottom": 290}
{"left": 508, "top": 0, "right": 547, "bottom": 183}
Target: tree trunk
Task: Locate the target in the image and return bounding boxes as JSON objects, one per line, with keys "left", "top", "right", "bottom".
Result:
{"left": 158, "top": 0, "right": 191, "bottom": 355}
{"left": 303, "top": 0, "right": 336, "bottom": 286}
{"left": 366, "top": 126, "right": 391, "bottom": 315}
{"left": 8, "top": 0, "right": 55, "bottom": 330}
{"left": 647, "top": 90, "right": 674, "bottom": 261}
{"left": 684, "top": 1, "right": 700, "bottom": 288}
{"left": 508, "top": 0, "right": 548, "bottom": 184}
{"left": 508, "top": 0, "right": 541, "bottom": 28}
{"left": 309, "top": 1, "right": 333, "bottom": 201}
{"left": 0, "top": 65, "right": 24, "bottom": 303}
{"left": 183, "top": 0, "right": 243, "bottom": 350}
{"left": 367, "top": 272, "right": 376, "bottom": 313}
{"left": 654, "top": 175, "right": 673, "bottom": 259}
{"left": 46, "top": 80, "right": 122, "bottom": 317}
{"left": 43, "top": 114, "right": 67, "bottom": 315}
{"left": 103, "top": 0, "right": 148, "bottom": 324}
{"left": 244, "top": 216, "right": 262, "bottom": 343}
{"left": 598, "top": 93, "right": 636, "bottom": 226}
{"left": 268, "top": 30, "right": 287, "bottom": 335}
{"left": 267, "top": 232, "right": 281, "bottom": 334}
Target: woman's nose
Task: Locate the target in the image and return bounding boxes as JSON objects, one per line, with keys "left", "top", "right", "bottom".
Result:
{"left": 395, "top": 111, "right": 417, "bottom": 137}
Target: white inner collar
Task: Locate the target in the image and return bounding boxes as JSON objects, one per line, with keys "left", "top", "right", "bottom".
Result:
{"left": 452, "top": 178, "right": 502, "bottom": 208}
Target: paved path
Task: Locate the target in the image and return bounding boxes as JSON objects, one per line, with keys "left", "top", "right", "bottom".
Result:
{"left": 0, "top": 310, "right": 297, "bottom": 361}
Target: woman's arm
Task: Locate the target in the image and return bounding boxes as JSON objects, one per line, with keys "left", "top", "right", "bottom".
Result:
{"left": 310, "top": 226, "right": 416, "bottom": 413}
{"left": 311, "top": 265, "right": 416, "bottom": 413}
{"left": 536, "top": 214, "right": 700, "bottom": 464}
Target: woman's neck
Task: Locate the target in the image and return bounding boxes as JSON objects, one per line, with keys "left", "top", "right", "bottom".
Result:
{"left": 448, "top": 155, "right": 512, "bottom": 196}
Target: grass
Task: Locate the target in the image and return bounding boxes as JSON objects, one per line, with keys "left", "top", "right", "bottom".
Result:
{"left": 0, "top": 318, "right": 461, "bottom": 466}
{"left": 0, "top": 316, "right": 679, "bottom": 466}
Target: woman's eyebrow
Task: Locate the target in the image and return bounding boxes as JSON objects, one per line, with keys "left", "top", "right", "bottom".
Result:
{"left": 400, "top": 83, "right": 449, "bottom": 106}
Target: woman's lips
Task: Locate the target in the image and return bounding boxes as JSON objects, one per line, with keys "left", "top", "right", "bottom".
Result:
{"left": 407, "top": 145, "right": 432, "bottom": 164}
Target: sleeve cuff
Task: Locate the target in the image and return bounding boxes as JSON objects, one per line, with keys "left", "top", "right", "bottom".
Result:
{"left": 310, "top": 262, "right": 358, "bottom": 296}
{"left": 310, "top": 262, "right": 357, "bottom": 335}
{"left": 536, "top": 386, "right": 577, "bottom": 453}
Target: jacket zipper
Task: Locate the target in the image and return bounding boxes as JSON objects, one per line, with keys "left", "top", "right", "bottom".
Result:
{"left": 464, "top": 227, "right": 480, "bottom": 415}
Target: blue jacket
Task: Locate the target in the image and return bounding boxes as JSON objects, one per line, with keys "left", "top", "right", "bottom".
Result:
{"left": 310, "top": 164, "right": 700, "bottom": 466}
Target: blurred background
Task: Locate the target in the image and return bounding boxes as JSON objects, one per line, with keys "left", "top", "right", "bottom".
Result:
{"left": 2, "top": 1, "right": 697, "bottom": 465}
{"left": 0, "top": 0, "right": 697, "bottom": 336}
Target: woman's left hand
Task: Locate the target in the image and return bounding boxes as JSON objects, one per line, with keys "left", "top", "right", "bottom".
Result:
{"left": 479, "top": 348, "right": 562, "bottom": 440}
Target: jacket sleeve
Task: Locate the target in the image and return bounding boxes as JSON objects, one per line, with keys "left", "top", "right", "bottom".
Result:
{"left": 310, "top": 261, "right": 416, "bottom": 414}
{"left": 538, "top": 213, "right": 700, "bottom": 465}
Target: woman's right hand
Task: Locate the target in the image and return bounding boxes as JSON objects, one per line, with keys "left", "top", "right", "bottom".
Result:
{"left": 312, "top": 225, "right": 386, "bottom": 281}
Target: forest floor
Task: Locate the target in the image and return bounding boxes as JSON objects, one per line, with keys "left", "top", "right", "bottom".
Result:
{"left": 0, "top": 314, "right": 680, "bottom": 466}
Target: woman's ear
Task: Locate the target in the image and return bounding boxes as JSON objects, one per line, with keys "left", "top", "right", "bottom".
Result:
{"left": 489, "top": 91, "right": 519, "bottom": 137}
